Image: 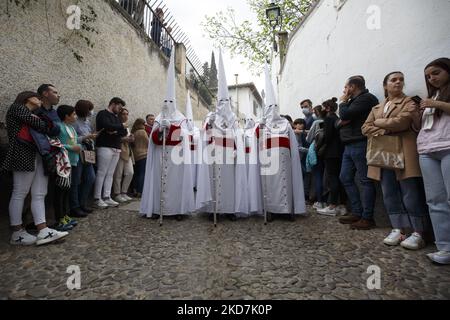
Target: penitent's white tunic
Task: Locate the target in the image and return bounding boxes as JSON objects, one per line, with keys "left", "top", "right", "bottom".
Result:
{"left": 140, "top": 123, "right": 195, "bottom": 217}
{"left": 254, "top": 123, "right": 306, "bottom": 215}
{"left": 195, "top": 123, "right": 249, "bottom": 217}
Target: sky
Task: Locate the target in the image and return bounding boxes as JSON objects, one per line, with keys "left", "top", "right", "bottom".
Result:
{"left": 163, "top": 0, "right": 265, "bottom": 93}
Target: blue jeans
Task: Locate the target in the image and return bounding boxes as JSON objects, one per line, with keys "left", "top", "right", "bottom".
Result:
{"left": 339, "top": 141, "right": 376, "bottom": 220}
{"left": 380, "top": 169, "right": 429, "bottom": 232}
{"left": 69, "top": 160, "right": 96, "bottom": 209}
{"left": 419, "top": 150, "right": 450, "bottom": 251}
{"left": 134, "top": 158, "right": 147, "bottom": 194}
{"left": 312, "top": 160, "right": 325, "bottom": 203}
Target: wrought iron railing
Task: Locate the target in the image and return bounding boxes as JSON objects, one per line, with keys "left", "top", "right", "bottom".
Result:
{"left": 116, "top": 0, "right": 215, "bottom": 109}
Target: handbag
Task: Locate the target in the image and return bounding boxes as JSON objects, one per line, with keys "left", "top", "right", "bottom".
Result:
{"left": 366, "top": 135, "right": 405, "bottom": 170}
{"left": 80, "top": 140, "right": 96, "bottom": 164}
{"left": 81, "top": 149, "right": 96, "bottom": 164}
{"left": 16, "top": 125, "right": 35, "bottom": 146}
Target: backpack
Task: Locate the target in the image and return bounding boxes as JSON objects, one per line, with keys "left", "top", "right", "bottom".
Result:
{"left": 314, "top": 122, "right": 327, "bottom": 158}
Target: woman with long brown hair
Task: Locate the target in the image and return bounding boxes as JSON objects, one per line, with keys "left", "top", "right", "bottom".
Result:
{"left": 417, "top": 57, "right": 450, "bottom": 265}
{"left": 362, "top": 71, "right": 429, "bottom": 250}
{"left": 71, "top": 100, "right": 98, "bottom": 217}
{"left": 130, "top": 118, "right": 149, "bottom": 197}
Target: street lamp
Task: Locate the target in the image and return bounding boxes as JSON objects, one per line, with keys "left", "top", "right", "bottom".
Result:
{"left": 266, "top": 2, "right": 281, "bottom": 52}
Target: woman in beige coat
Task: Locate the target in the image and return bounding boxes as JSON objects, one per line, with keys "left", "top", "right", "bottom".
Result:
{"left": 362, "top": 71, "right": 429, "bottom": 250}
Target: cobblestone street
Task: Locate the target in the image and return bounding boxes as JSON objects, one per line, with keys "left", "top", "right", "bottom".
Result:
{"left": 0, "top": 200, "right": 449, "bottom": 300}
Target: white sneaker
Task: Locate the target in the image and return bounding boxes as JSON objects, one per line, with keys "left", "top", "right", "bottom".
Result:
{"left": 427, "top": 251, "right": 450, "bottom": 265}
{"left": 383, "top": 229, "right": 405, "bottom": 246}
{"left": 338, "top": 205, "right": 348, "bottom": 216}
{"left": 114, "top": 195, "right": 127, "bottom": 203}
{"left": 36, "top": 228, "right": 68, "bottom": 246}
{"left": 401, "top": 232, "right": 425, "bottom": 250}
{"left": 316, "top": 206, "right": 338, "bottom": 216}
{"left": 313, "top": 202, "right": 325, "bottom": 210}
{"left": 95, "top": 199, "right": 109, "bottom": 209}
{"left": 104, "top": 198, "right": 119, "bottom": 207}
{"left": 10, "top": 229, "right": 37, "bottom": 246}
{"left": 122, "top": 194, "right": 133, "bottom": 201}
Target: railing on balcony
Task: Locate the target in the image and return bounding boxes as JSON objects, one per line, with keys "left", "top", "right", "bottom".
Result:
{"left": 116, "top": 0, "right": 215, "bottom": 109}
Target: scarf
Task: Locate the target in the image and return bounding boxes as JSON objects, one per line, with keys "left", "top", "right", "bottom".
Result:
{"left": 48, "top": 138, "right": 71, "bottom": 189}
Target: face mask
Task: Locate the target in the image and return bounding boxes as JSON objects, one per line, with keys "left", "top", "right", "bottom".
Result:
{"left": 312, "top": 114, "right": 318, "bottom": 120}
{"left": 89, "top": 110, "right": 94, "bottom": 117}
{"left": 302, "top": 108, "right": 311, "bottom": 117}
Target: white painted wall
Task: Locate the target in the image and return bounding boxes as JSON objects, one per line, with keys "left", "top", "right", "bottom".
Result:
{"left": 278, "top": 0, "right": 450, "bottom": 120}
{"left": 229, "top": 86, "right": 262, "bottom": 118}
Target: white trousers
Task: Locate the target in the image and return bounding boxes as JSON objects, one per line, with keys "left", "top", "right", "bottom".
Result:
{"left": 113, "top": 158, "right": 134, "bottom": 195}
{"left": 94, "top": 147, "right": 121, "bottom": 199}
{"left": 9, "top": 155, "right": 48, "bottom": 227}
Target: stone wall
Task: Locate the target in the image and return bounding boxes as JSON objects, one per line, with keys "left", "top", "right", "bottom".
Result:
{"left": 0, "top": 0, "right": 210, "bottom": 124}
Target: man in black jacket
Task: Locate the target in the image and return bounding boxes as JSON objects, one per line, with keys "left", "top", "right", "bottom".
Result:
{"left": 337, "top": 76, "right": 379, "bottom": 230}
{"left": 93, "top": 97, "right": 128, "bottom": 209}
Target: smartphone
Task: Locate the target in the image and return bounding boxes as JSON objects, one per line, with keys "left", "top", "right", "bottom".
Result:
{"left": 411, "top": 96, "right": 422, "bottom": 104}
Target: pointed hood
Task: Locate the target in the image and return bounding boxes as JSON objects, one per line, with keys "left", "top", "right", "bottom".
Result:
{"left": 157, "top": 50, "right": 185, "bottom": 123}
{"left": 215, "top": 49, "right": 236, "bottom": 129}
{"left": 244, "top": 112, "right": 256, "bottom": 130}
{"left": 263, "top": 63, "right": 286, "bottom": 130}
{"left": 185, "top": 90, "right": 194, "bottom": 131}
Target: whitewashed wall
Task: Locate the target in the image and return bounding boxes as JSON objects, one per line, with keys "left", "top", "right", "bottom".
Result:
{"left": 229, "top": 86, "right": 262, "bottom": 118}
{"left": 278, "top": 0, "right": 450, "bottom": 120}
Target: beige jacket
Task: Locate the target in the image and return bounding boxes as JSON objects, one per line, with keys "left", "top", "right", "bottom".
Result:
{"left": 362, "top": 95, "right": 422, "bottom": 181}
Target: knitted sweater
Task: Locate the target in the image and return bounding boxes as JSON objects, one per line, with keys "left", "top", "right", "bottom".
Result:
{"left": 131, "top": 129, "right": 149, "bottom": 162}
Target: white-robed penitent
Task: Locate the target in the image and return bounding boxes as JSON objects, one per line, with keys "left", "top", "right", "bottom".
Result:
{"left": 253, "top": 64, "right": 306, "bottom": 216}
{"left": 140, "top": 51, "right": 195, "bottom": 218}
{"left": 243, "top": 114, "right": 264, "bottom": 215}
{"left": 184, "top": 91, "right": 201, "bottom": 189}
{"left": 195, "top": 50, "right": 249, "bottom": 217}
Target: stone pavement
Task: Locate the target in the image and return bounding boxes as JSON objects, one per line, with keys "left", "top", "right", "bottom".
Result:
{"left": 0, "top": 200, "right": 449, "bottom": 300}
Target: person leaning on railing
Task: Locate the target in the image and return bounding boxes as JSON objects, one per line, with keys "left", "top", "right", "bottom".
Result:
{"left": 151, "top": 7, "right": 165, "bottom": 48}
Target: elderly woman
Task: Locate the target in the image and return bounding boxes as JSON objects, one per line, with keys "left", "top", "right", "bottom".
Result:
{"left": 362, "top": 71, "right": 429, "bottom": 250}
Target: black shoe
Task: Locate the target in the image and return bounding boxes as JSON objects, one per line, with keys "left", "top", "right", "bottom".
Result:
{"left": 70, "top": 208, "right": 88, "bottom": 218}
{"left": 266, "top": 212, "right": 273, "bottom": 222}
{"left": 80, "top": 206, "right": 93, "bottom": 214}
{"left": 175, "top": 215, "right": 183, "bottom": 221}
{"left": 228, "top": 214, "right": 237, "bottom": 221}
{"left": 151, "top": 214, "right": 160, "bottom": 220}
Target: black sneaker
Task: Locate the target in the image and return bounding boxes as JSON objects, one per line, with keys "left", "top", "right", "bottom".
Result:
{"left": 70, "top": 208, "right": 88, "bottom": 218}
{"left": 81, "top": 206, "right": 94, "bottom": 214}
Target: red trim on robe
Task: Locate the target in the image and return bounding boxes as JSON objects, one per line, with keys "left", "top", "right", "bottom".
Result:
{"left": 205, "top": 125, "right": 236, "bottom": 149}
{"left": 255, "top": 127, "right": 291, "bottom": 150}
{"left": 189, "top": 135, "right": 197, "bottom": 151}
{"left": 208, "top": 137, "right": 236, "bottom": 149}
{"left": 152, "top": 124, "right": 183, "bottom": 146}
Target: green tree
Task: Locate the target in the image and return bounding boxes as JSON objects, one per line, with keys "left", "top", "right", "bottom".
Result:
{"left": 208, "top": 51, "right": 218, "bottom": 89}
{"left": 202, "top": 0, "right": 314, "bottom": 73}
{"left": 202, "top": 62, "right": 210, "bottom": 84}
